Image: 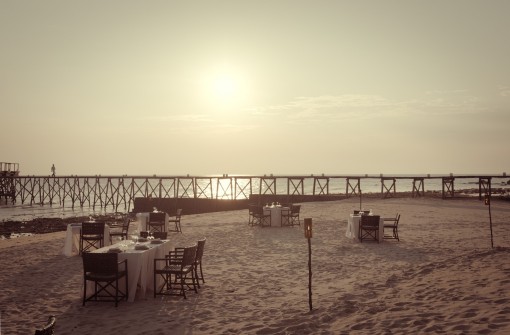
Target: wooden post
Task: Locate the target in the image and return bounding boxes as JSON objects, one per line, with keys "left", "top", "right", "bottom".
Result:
{"left": 304, "top": 218, "right": 313, "bottom": 311}
{"left": 484, "top": 179, "right": 493, "bottom": 249}
{"left": 308, "top": 237, "right": 312, "bottom": 310}
{"left": 412, "top": 178, "right": 425, "bottom": 198}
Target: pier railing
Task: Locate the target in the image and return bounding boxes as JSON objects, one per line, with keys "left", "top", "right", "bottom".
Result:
{"left": 0, "top": 174, "right": 507, "bottom": 212}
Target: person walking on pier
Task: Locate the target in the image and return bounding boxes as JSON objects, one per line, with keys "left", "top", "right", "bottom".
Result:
{"left": 51, "top": 164, "right": 56, "bottom": 177}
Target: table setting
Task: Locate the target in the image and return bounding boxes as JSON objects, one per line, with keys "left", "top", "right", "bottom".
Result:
{"left": 263, "top": 202, "right": 290, "bottom": 226}
{"left": 88, "top": 234, "right": 173, "bottom": 302}
{"left": 345, "top": 210, "right": 384, "bottom": 242}
{"left": 62, "top": 221, "right": 111, "bottom": 256}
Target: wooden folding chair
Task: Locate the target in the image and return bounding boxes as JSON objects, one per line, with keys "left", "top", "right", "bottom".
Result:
{"left": 359, "top": 215, "right": 380, "bottom": 243}
{"left": 168, "top": 209, "right": 183, "bottom": 233}
{"left": 80, "top": 221, "right": 105, "bottom": 254}
{"left": 154, "top": 245, "right": 198, "bottom": 299}
{"left": 147, "top": 211, "right": 166, "bottom": 233}
{"left": 383, "top": 213, "right": 401, "bottom": 241}
{"left": 82, "top": 252, "right": 128, "bottom": 307}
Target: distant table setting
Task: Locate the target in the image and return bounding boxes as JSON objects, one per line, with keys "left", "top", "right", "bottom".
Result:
{"left": 136, "top": 212, "right": 170, "bottom": 232}
{"left": 263, "top": 203, "right": 290, "bottom": 226}
{"left": 87, "top": 237, "right": 173, "bottom": 302}
{"left": 345, "top": 212, "right": 384, "bottom": 242}
{"left": 62, "top": 222, "right": 111, "bottom": 257}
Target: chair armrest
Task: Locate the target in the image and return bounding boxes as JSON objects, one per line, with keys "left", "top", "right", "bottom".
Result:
{"left": 154, "top": 256, "right": 174, "bottom": 268}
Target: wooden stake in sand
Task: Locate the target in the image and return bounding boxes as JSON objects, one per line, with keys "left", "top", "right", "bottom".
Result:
{"left": 485, "top": 193, "right": 494, "bottom": 249}
{"left": 304, "top": 218, "right": 313, "bottom": 311}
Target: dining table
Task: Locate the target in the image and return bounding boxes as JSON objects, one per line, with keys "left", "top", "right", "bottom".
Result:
{"left": 88, "top": 238, "right": 174, "bottom": 302}
{"left": 263, "top": 205, "right": 290, "bottom": 227}
{"left": 345, "top": 214, "right": 384, "bottom": 242}
{"left": 62, "top": 222, "right": 111, "bottom": 257}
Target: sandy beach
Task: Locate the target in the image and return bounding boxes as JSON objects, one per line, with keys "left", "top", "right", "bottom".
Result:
{"left": 1, "top": 197, "right": 510, "bottom": 334}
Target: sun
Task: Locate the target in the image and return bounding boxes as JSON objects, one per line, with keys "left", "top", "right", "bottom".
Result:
{"left": 212, "top": 74, "right": 238, "bottom": 99}
{"left": 203, "top": 64, "right": 247, "bottom": 106}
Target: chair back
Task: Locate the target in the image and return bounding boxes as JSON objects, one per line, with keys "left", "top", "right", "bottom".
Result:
{"left": 149, "top": 211, "right": 166, "bottom": 223}
{"left": 121, "top": 216, "right": 130, "bottom": 233}
{"left": 195, "top": 238, "right": 206, "bottom": 262}
{"left": 34, "top": 315, "right": 56, "bottom": 335}
{"left": 152, "top": 232, "right": 168, "bottom": 239}
{"left": 182, "top": 245, "right": 197, "bottom": 267}
{"left": 253, "top": 205, "right": 265, "bottom": 215}
{"left": 291, "top": 205, "right": 301, "bottom": 214}
{"left": 248, "top": 204, "right": 257, "bottom": 215}
{"left": 360, "top": 215, "right": 380, "bottom": 227}
{"left": 82, "top": 221, "right": 105, "bottom": 235}
{"left": 82, "top": 252, "right": 118, "bottom": 275}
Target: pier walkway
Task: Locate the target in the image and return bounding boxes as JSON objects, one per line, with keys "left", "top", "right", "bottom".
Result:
{"left": 0, "top": 173, "right": 507, "bottom": 213}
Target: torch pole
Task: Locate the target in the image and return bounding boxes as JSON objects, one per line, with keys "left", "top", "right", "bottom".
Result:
{"left": 304, "top": 218, "right": 313, "bottom": 311}
{"left": 308, "top": 237, "right": 312, "bottom": 311}
{"left": 489, "top": 194, "right": 494, "bottom": 249}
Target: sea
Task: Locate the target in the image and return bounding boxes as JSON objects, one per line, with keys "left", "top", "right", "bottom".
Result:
{"left": 1, "top": 174, "right": 509, "bottom": 223}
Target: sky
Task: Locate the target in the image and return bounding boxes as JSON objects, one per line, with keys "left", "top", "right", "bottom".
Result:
{"left": 1, "top": 0, "right": 509, "bottom": 176}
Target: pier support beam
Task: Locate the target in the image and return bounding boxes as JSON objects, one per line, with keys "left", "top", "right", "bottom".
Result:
{"left": 259, "top": 177, "right": 276, "bottom": 196}
{"left": 234, "top": 178, "right": 252, "bottom": 200}
{"left": 478, "top": 177, "right": 492, "bottom": 201}
{"left": 381, "top": 178, "right": 396, "bottom": 198}
{"left": 215, "top": 177, "right": 232, "bottom": 200}
{"left": 177, "top": 177, "right": 195, "bottom": 198}
{"left": 412, "top": 178, "right": 425, "bottom": 198}
{"left": 313, "top": 177, "right": 329, "bottom": 196}
{"left": 346, "top": 178, "right": 360, "bottom": 198}
{"left": 195, "top": 177, "right": 213, "bottom": 199}
{"left": 442, "top": 177, "right": 455, "bottom": 199}
{"left": 287, "top": 178, "right": 304, "bottom": 196}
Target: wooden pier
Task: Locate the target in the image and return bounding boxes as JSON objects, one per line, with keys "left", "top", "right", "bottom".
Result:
{"left": 0, "top": 172, "right": 507, "bottom": 214}
{"left": 0, "top": 162, "right": 19, "bottom": 203}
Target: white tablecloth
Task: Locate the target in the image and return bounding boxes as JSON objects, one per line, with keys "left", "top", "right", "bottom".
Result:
{"left": 345, "top": 214, "right": 384, "bottom": 242}
{"left": 263, "top": 206, "right": 290, "bottom": 227}
{"left": 89, "top": 239, "right": 173, "bottom": 302}
{"left": 136, "top": 212, "right": 170, "bottom": 233}
{"left": 62, "top": 223, "right": 111, "bottom": 256}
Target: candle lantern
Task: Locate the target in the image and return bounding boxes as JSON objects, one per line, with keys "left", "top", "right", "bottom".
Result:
{"left": 304, "top": 218, "right": 312, "bottom": 238}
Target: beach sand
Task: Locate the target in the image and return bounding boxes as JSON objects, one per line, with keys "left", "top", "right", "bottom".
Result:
{"left": 1, "top": 197, "right": 510, "bottom": 334}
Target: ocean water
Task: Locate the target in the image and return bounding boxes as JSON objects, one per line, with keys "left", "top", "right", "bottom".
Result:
{"left": 1, "top": 174, "right": 508, "bottom": 222}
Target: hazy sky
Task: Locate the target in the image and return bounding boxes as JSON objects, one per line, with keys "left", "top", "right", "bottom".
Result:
{"left": 1, "top": 1, "right": 509, "bottom": 176}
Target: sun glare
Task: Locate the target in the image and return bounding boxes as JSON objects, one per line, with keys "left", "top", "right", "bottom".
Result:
{"left": 202, "top": 64, "right": 248, "bottom": 106}
{"left": 212, "top": 74, "right": 238, "bottom": 99}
